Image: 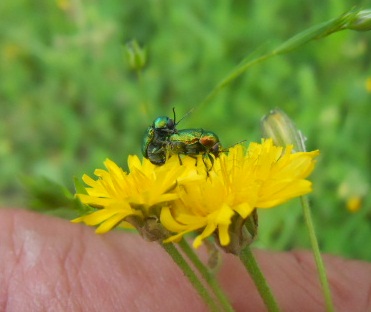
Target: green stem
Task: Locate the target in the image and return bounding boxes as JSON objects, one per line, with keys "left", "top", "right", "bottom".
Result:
{"left": 240, "top": 246, "right": 280, "bottom": 312}
{"left": 300, "top": 196, "right": 334, "bottom": 312}
{"left": 160, "top": 242, "right": 220, "bottom": 312}
{"left": 188, "top": 51, "right": 275, "bottom": 118}
{"left": 198, "top": 53, "right": 273, "bottom": 112}
{"left": 136, "top": 69, "right": 150, "bottom": 118}
{"left": 197, "top": 8, "right": 367, "bottom": 109}
{"left": 178, "top": 239, "right": 235, "bottom": 312}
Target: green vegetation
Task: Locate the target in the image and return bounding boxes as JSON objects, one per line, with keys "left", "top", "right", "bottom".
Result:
{"left": 1, "top": 1, "right": 370, "bottom": 260}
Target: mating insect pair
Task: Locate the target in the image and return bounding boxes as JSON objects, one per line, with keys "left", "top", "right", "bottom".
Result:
{"left": 142, "top": 109, "right": 223, "bottom": 169}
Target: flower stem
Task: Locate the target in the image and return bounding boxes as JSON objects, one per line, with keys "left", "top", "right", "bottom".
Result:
{"left": 198, "top": 8, "right": 369, "bottom": 110}
{"left": 178, "top": 239, "right": 235, "bottom": 312}
{"left": 300, "top": 196, "right": 334, "bottom": 312}
{"left": 239, "top": 246, "right": 280, "bottom": 312}
{"left": 160, "top": 242, "right": 220, "bottom": 312}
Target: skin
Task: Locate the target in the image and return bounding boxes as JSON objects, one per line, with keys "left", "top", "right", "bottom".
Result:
{"left": 1, "top": 208, "right": 370, "bottom": 312}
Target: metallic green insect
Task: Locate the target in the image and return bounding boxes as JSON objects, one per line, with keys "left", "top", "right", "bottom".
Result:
{"left": 141, "top": 116, "right": 176, "bottom": 165}
{"left": 167, "top": 128, "right": 222, "bottom": 168}
{"left": 142, "top": 109, "right": 223, "bottom": 168}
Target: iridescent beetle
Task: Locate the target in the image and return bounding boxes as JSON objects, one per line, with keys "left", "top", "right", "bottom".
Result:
{"left": 167, "top": 128, "right": 222, "bottom": 169}
{"left": 141, "top": 115, "right": 176, "bottom": 165}
{"left": 142, "top": 108, "right": 223, "bottom": 168}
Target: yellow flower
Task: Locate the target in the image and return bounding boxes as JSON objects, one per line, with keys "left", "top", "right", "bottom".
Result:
{"left": 161, "top": 139, "right": 319, "bottom": 248}
{"left": 73, "top": 138, "right": 319, "bottom": 249}
{"left": 56, "top": 0, "right": 71, "bottom": 11}
{"left": 366, "top": 77, "right": 371, "bottom": 93}
{"left": 72, "top": 155, "right": 190, "bottom": 235}
{"left": 346, "top": 196, "right": 362, "bottom": 213}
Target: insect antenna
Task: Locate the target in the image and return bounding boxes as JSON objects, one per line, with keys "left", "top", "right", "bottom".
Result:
{"left": 172, "top": 107, "right": 177, "bottom": 125}
{"left": 173, "top": 107, "right": 195, "bottom": 126}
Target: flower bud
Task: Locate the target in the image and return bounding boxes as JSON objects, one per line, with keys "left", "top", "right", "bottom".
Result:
{"left": 124, "top": 40, "right": 146, "bottom": 71}
{"left": 347, "top": 9, "right": 371, "bottom": 31}
{"left": 261, "top": 108, "right": 306, "bottom": 152}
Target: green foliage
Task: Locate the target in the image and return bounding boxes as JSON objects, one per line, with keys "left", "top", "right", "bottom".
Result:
{"left": 1, "top": 0, "right": 370, "bottom": 260}
{"left": 21, "top": 175, "right": 88, "bottom": 219}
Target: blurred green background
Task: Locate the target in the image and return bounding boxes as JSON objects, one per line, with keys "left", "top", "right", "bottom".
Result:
{"left": 1, "top": 1, "right": 370, "bottom": 260}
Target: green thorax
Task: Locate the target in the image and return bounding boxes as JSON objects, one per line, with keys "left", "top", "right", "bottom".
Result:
{"left": 169, "top": 129, "right": 204, "bottom": 144}
{"left": 170, "top": 129, "right": 220, "bottom": 147}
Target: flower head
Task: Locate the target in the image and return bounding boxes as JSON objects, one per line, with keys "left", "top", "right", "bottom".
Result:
{"left": 161, "top": 139, "right": 319, "bottom": 249}
{"left": 73, "top": 138, "right": 319, "bottom": 251}
{"left": 72, "top": 155, "right": 192, "bottom": 239}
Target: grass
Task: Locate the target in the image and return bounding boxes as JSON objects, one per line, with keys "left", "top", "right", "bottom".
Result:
{"left": 1, "top": 0, "right": 370, "bottom": 260}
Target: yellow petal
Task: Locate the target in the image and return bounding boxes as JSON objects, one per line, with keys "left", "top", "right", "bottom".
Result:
{"left": 96, "top": 212, "right": 129, "bottom": 233}
{"left": 218, "top": 224, "right": 231, "bottom": 246}
{"left": 160, "top": 206, "right": 188, "bottom": 232}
